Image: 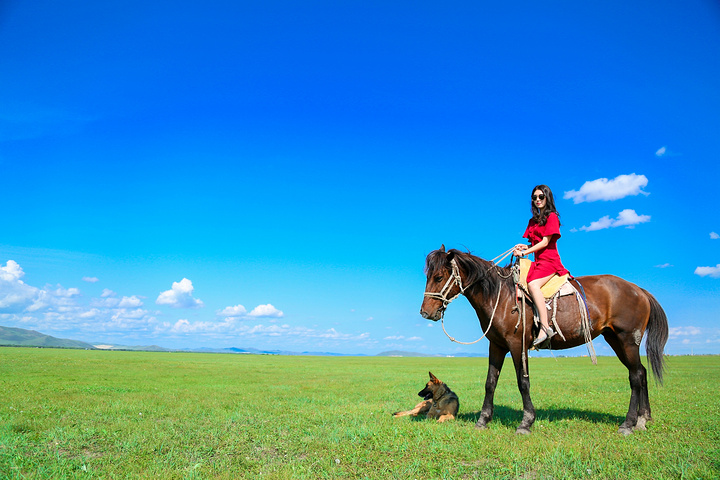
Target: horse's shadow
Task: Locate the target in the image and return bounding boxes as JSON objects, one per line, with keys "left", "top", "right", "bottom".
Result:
{"left": 458, "top": 405, "right": 624, "bottom": 427}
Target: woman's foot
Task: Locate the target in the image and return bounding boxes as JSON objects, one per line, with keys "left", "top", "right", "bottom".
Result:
{"left": 533, "top": 325, "right": 556, "bottom": 348}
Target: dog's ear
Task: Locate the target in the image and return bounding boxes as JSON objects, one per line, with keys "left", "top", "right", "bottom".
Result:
{"left": 428, "top": 371, "right": 440, "bottom": 384}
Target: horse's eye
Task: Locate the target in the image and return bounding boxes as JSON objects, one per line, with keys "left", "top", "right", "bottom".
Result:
{"left": 434, "top": 276, "right": 443, "bottom": 283}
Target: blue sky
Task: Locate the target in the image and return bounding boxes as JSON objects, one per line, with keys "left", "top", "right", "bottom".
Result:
{"left": 1, "top": 0, "right": 719, "bottom": 355}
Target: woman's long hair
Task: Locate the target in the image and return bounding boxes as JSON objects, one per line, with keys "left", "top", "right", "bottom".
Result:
{"left": 530, "top": 184, "right": 561, "bottom": 226}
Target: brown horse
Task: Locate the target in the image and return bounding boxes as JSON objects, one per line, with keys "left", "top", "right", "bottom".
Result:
{"left": 420, "top": 245, "right": 668, "bottom": 435}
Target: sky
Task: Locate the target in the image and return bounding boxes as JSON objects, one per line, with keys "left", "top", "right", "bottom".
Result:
{"left": 1, "top": 0, "right": 719, "bottom": 356}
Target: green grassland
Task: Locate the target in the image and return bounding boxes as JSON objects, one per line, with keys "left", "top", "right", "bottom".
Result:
{"left": 1, "top": 348, "right": 718, "bottom": 479}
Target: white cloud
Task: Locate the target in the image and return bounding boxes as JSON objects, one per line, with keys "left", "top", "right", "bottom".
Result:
{"left": 579, "top": 209, "right": 650, "bottom": 232}
{"left": 711, "top": 232, "right": 719, "bottom": 240}
{"left": 79, "top": 308, "right": 101, "bottom": 319}
{"left": 156, "top": 278, "right": 204, "bottom": 308}
{"left": 118, "top": 295, "right": 144, "bottom": 308}
{"left": 384, "top": 334, "right": 422, "bottom": 342}
{"left": 50, "top": 286, "right": 81, "bottom": 298}
{"left": 101, "top": 288, "right": 116, "bottom": 298}
{"left": 563, "top": 174, "right": 649, "bottom": 204}
{"left": 694, "top": 264, "right": 720, "bottom": 278}
{"left": 655, "top": 263, "right": 673, "bottom": 269}
{"left": 91, "top": 295, "right": 143, "bottom": 308}
{"left": 169, "top": 318, "right": 236, "bottom": 334}
{"left": 160, "top": 320, "right": 367, "bottom": 343}
{"left": 218, "top": 304, "right": 247, "bottom": 317}
{"left": 669, "top": 326, "right": 701, "bottom": 336}
{"left": 613, "top": 209, "right": 651, "bottom": 227}
{"left": 248, "top": 304, "right": 283, "bottom": 318}
{"left": 0, "top": 260, "right": 159, "bottom": 335}
{"left": 0, "top": 260, "right": 41, "bottom": 313}
{"left": 1, "top": 260, "right": 25, "bottom": 282}
{"left": 82, "top": 276, "right": 99, "bottom": 283}
{"left": 654, "top": 146, "right": 682, "bottom": 158}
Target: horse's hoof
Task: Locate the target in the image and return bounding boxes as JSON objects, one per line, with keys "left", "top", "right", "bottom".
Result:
{"left": 633, "top": 417, "right": 647, "bottom": 431}
{"left": 618, "top": 427, "right": 633, "bottom": 436}
{"left": 515, "top": 427, "right": 531, "bottom": 435}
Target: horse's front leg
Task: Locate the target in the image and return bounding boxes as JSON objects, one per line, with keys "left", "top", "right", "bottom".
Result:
{"left": 512, "top": 347, "right": 535, "bottom": 435}
{"left": 475, "top": 341, "right": 508, "bottom": 430}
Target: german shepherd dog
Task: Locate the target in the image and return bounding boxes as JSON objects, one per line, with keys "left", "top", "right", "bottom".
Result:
{"left": 392, "top": 372, "right": 459, "bottom": 422}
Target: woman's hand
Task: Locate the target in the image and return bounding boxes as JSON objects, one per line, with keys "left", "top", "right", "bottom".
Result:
{"left": 513, "top": 244, "right": 528, "bottom": 256}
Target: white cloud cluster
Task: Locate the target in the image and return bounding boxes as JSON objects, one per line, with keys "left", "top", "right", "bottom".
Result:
{"left": 248, "top": 304, "right": 283, "bottom": 318}
{"left": 82, "top": 276, "right": 99, "bottom": 283}
{"left": 579, "top": 209, "right": 651, "bottom": 232}
{"left": 655, "top": 146, "right": 667, "bottom": 157}
{"left": 694, "top": 264, "right": 720, "bottom": 278}
{"left": 218, "top": 304, "right": 247, "bottom": 317}
{"left": 564, "top": 173, "right": 649, "bottom": 204}
{"left": 384, "top": 335, "right": 422, "bottom": 341}
{"left": 158, "top": 320, "right": 368, "bottom": 344}
{"left": 0, "top": 260, "right": 307, "bottom": 349}
{"left": 0, "top": 260, "right": 158, "bottom": 335}
{"left": 156, "top": 278, "right": 204, "bottom": 308}
{"left": 711, "top": 232, "right": 719, "bottom": 240}
{"left": 669, "top": 326, "right": 701, "bottom": 337}
{"left": 667, "top": 326, "right": 720, "bottom": 347}
{"left": 0, "top": 260, "right": 41, "bottom": 313}
{"left": 92, "top": 295, "right": 144, "bottom": 308}
{"left": 216, "top": 303, "right": 284, "bottom": 319}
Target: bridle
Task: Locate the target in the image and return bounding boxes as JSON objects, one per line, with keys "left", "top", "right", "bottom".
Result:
{"left": 423, "top": 250, "right": 512, "bottom": 345}
{"left": 422, "top": 258, "right": 470, "bottom": 312}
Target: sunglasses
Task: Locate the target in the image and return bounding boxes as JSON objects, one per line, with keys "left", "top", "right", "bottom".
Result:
{"left": 532, "top": 194, "right": 546, "bottom": 201}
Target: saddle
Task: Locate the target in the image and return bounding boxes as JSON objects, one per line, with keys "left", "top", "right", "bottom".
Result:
{"left": 516, "top": 258, "right": 573, "bottom": 298}
{"left": 512, "top": 258, "right": 596, "bottom": 363}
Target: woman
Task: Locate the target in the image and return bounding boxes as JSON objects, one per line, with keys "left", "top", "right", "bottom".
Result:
{"left": 513, "top": 184, "right": 569, "bottom": 347}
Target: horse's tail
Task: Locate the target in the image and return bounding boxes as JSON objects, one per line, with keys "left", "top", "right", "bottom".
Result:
{"left": 643, "top": 289, "right": 668, "bottom": 384}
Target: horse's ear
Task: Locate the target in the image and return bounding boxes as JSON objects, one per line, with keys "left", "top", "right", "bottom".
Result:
{"left": 440, "top": 244, "right": 445, "bottom": 253}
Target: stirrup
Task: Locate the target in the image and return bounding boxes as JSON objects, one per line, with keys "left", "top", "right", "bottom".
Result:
{"left": 533, "top": 326, "right": 556, "bottom": 349}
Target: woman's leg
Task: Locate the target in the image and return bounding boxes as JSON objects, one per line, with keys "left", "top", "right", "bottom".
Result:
{"left": 528, "top": 274, "right": 555, "bottom": 343}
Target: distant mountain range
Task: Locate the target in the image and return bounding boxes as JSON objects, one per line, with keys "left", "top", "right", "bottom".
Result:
{"left": 0, "top": 326, "right": 96, "bottom": 350}
{"left": 0, "top": 325, "right": 484, "bottom": 357}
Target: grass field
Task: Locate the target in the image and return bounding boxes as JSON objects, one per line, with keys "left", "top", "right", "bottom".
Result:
{"left": 1, "top": 348, "right": 718, "bottom": 479}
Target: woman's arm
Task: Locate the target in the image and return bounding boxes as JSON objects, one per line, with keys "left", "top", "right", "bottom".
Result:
{"left": 516, "top": 235, "right": 552, "bottom": 257}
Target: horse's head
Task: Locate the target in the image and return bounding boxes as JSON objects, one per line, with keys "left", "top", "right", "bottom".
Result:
{"left": 420, "top": 244, "right": 463, "bottom": 321}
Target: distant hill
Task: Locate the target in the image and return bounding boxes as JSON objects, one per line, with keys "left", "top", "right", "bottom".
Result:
{"left": 0, "top": 326, "right": 96, "bottom": 350}
{"left": 376, "top": 350, "right": 437, "bottom": 357}
{"left": 0, "top": 325, "right": 484, "bottom": 357}
{"left": 94, "top": 344, "right": 169, "bottom": 352}
{"left": 376, "top": 350, "right": 486, "bottom": 358}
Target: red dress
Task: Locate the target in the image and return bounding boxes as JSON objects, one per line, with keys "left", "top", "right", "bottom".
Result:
{"left": 523, "top": 212, "right": 569, "bottom": 283}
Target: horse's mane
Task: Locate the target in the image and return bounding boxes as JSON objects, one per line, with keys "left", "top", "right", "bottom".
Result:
{"left": 425, "top": 248, "right": 515, "bottom": 298}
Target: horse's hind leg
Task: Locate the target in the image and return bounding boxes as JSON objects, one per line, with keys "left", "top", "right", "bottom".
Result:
{"left": 603, "top": 330, "right": 650, "bottom": 435}
{"left": 475, "top": 342, "right": 508, "bottom": 430}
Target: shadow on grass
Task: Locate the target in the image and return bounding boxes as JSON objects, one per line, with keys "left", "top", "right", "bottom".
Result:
{"left": 458, "top": 405, "right": 625, "bottom": 427}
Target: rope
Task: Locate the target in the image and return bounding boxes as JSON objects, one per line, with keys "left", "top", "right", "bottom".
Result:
{"left": 490, "top": 247, "right": 515, "bottom": 268}
{"left": 441, "top": 282, "right": 502, "bottom": 345}
{"left": 575, "top": 279, "right": 597, "bottom": 364}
